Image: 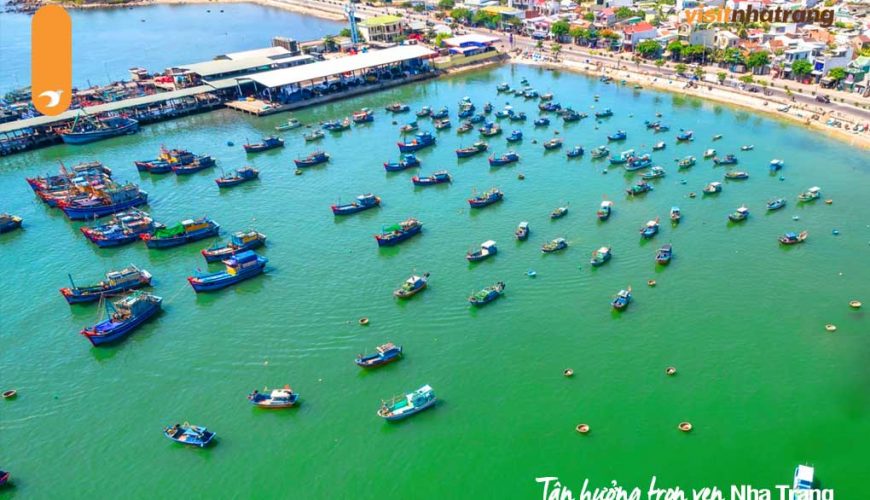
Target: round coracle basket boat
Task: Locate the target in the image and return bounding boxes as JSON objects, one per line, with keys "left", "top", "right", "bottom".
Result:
{"left": 576, "top": 424, "right": 590, "bottom": 434}
{"left": 678, "top": 422, "right": 693, "bottom": 432}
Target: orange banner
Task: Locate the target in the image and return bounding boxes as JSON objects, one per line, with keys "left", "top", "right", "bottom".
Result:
{"left": 32, "top": 5, "right": 72, "bottom": 115}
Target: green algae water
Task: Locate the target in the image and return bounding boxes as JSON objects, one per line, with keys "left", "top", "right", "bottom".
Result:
{"left": 1, "top": 64, "right": 868, "bottom": 498}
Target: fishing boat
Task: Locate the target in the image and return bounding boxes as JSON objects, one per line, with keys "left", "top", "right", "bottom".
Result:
{"left": 655, "top": 124, "right": 670, "bottom": 132}
{"left": 323, "top": 118, "right": 351, "bottom": 132}
{"left": 378, "top": 385, "right": 436, "bottom": 420}
{"left": 458, "top": 108, "right": 473, "bottom": 119}
{"left": 483, "top": 102, "right": 493, "bottom": 113}
{"left": 384, "top": 154, "right": 420, "bottom": 171}
{"left": 594, "top": 108, "right": 613, "bottom": 118}
{"left": 797, "top": 186, "right": 821, "bottom": 202}
{"left": 728, "top": 205, "right": 750, "bottom": 222}
{"left": 412, "top": 170, "right": 451, "bottom": 186}
{"left": 375, "top": 219, "right": 423, "bottom": 246}
{"left": 597, "top": 200, "right": 613, "bottom": 221}
{"left": 508, "top": 112, "right": 527, "bottom": 122}
{"left": 432, "top": 107, "right": 449, "bottom": 120}
{"left": 562, "top": 109, "right": 583, "bottom": 122}
{"left": 397, "top": 131, "right": 436, "bottom": 152}
{"left": 27, "top": 161, "right": 111, "bottom": 193}
{"left": 244, "top": 136, "right": 284, "bottom": 153}
{"left": 566, "top": 146, "right": 584, "bottom": 158}
{"left": 724, "top": 170, "right": 749, "bottom": 180}
{"left": 590, "top": 145, "right": 609, "bottom": 159}
{"left": 163, "top": 423, "right": 215, "bottom": 448}
{"left": 188, "top": 250, "right": 267, "bottom": 292}
{"left": 769, "top": 159, "right": 784, "bottom": 171}
{"left": 0, "top": 470, "right": 8, "bottom": 487}
{"left": 59, "top": 182, "right": 148, "bottom": 220}
{"left": 294, "top": 151, "right": 330, "bottom": 168}
{"left": 385, "top": 102, "right": 410, "bottom": 113}
{"left": 81, "top": 210, "right": 159, "bottom": 247}
{"left": 611, "top": 287, "right": 632, "bottom": 310}
{"left": 713, "top": 154, "right": 738, "bottom": 165}
{"left": 457, "top": 121, "right": 473, "bottom": 133}
{"left": 541, "top": 237, "right": 568, "bottom": 253}
{"left": 496, "top": 82, "right": 510, "bottom": 92}
{"left": 215, "top": 166, "right": 259, "bottom": 188}
{"left": 468, "top": 188, "right": 503, "bottom": 208}
{"left": 652, "top": 141, "right": 666, "bottom": 151}
{"left": 540, "top": 92, "right": 553, "bottom": 101}
{"left": 533, "top": 117, "right": 550, "bottom": 127}
{"left": 645, "top": 120, "right": 660, "bottom": 129}
{"left": 626, "top": 180, "right": 653, "bottom": 196}
{"left": 543, "top": 138, "right": 563, "bottom": 150}
{"left": 80, "top": 291, "right": 162, "bottom": 346}
{"left": 248, "top": 385, "right": 299, "bottom": 408}
{"left": 610, "top": 149, "right": 634, "bottom": 164}
{"left": 0, "top": 213, "right": 23, "bottom": 233}
{"left": 415, "top": 106, "right": 432, "bottom": 118}
{"left": 703, "top": 149, "right": 717, "bottom": 159}
{"left": 625, "top": 154, "right": 652, "bottom": 171}
{"left": 655, "top": 244, "right": 672, "bottom": 265}
{"left": 455, "top": 141, "right": 488, "bottom": 158}
{"left": 712, "top": 134, "right": 723, "bottom": 141}
{"left": 550, "top": 206, "right": 568, "bottom": 219}
{"left": 469, "top": 114, "right": 486, "bottom": 124}
{"left": 60, "top": 115, "right": 139, "bottom": 145}
{"left": 590, "top": 246, "right": 612, "bottom": 267}
{"left": 677, "top": 156, "right": 696, "bottom": 168}
{"left": 275, "top": 118, "right": 302, "bottom": 131}
{"left": 522, "top": 89, "right": 538, "bottom": 99}
{"left": 641, "top": 166, "right": 665, "bottom": 179}
{"left": 468, "top": 282, "right": 505, "bottom": 306}
{"left": 356, "top": 343, "right": 403, "bottom": 368}
{"left": 135, "top": 147, "right": 196, "bottom": 172}
{"left": 352, "top": 108, "right": 374, "bottom": 123}
{"left": 766, "top": 198, "right": 786, "bottom": 211}
{"left": 676, "top": 130, "right": 694, "bottom": 142}
{"left": 488, "top": 151, "right": 519, "bottom": 166}
{"left": 201, "top": 229, "right": 266, "bottom": 262}
{"left": 61, "top": 265, "right": 152, "bottom": 304}
{"left": 434, "top": 118, "right": 451, "bottom": 130}
{"left": 607, "top": 130, "right": 627, "bottom": 141}
{"left": 640, "top": 218, "right": 660, "bottom": 239}
{"left": 779, "top": 230, "right": 808, "bottom": 245}
{"left": 479, "top": 122, "right": 501, "bottom": 136}
{"left": 670, "top": 206, "right": 681, "bottom": 223}
{"left": 141, "top": 217, "right": 220, "bottom": 249}
{"left": 740, "top": 144, "right": 754, "bottom": 151}
{"left": 393, "top": 273, "right": 429, "bottom": 298}
{"left": 515, "top": 221, "right": 529, "bottom": 240}
{"left": 792, "top": 465, "right": 815, "bottom": 499}
{"left": 702, "top": 181, "right": 723, "bottom": 195}
{"left": 506, "top": 130, "right": 523, "bottom": 142}
{"left": 466, "top": 240, "right": 497, "bottom": 262}
{"left": 539, "top": 102, "right": 561, "bottom": 112}
{"left": 331, "top": 193, "right": 381, "bottom": 215}
{"left": 172, "top": 155, "right": 216, "bottom": 175}
{"left": 304, "top": 129, "right": 324, "bottom": 141}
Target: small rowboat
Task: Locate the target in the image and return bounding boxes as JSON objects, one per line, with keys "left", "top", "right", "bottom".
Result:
{"left": 740, "top": 144, "right": 754, "bottom": 151}
{"left": 457, "top": 121, "right": 473, "bottom": 133}
{"left": 163, "top": 423, "right": 215, "bottom": 447}
{"left": 590, "top": 145, "right": 609, "bottom": 159}
{"left": 356, "top": 343, "right": 403, "bottom": 368}
{"left": 394, "top": 273, "right": 429, "bottom": 298}
{"left": 248, "top": 385, "right": 299, "bottom": 408}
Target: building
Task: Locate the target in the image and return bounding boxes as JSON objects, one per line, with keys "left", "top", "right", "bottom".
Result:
{"left": 713, "top": 30, "right": 740, "bottom": 50}
{"left": 358, "top": 15, "right": 405, "bottom": 44}
{"left": 621, "top": 22, "right": 658, "bottom": 48}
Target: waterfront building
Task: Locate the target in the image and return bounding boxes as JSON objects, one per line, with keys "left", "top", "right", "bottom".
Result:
{"left": 358, "top": 15, "right": 405, "bottom": 44}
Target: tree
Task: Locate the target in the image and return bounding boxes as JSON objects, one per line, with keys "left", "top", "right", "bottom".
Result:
{"left": 739, "top": 75, "right": 754, "bottom": 84}
{"left": 693, "top": 66, "right": 705, "bottom": 80}
{"left": 535, "top": 39, "right": 544, "bottom": 51}
{"left": 583, "top": 12, "right": 595, "bottom": 22}
{"left": 682, "top": 44, "right": 707, "bottom": 63}
{"left": 472, "top": 10, "right": 499, "bottom": 28}
{"left": 746, "top": 50, "right": 769, "bottom": 73}
{"left": 827, "top": 67, "right": 847, "bottom": 82}
{"left": 667, "top": 41, "right": 683, "bottom": 61}
{"left": 675, "top": 62, "right": 687, "bottom": 75}
{"left": 551, "top": 43, "right": 562, "bottom": 58}
{"left": 636, "top": 40, "right": 660, "bottom": 59}
{"left": 323, "top": 35, "right": 337, "bottom": 52}
{"left": 791, "top": 59, "right": 812, "bottom": 80}
{"left": 437, "top": 0, "right": 454, "bottom": 9}
{"left": 551, "top": 19, "right": 570, "bottom": 38}
{"left": 654, "top": 58, "right": 665, "bottom": 70}
{"left": 339, "top": 28, "right": 351, "bottom": 38}
{"left": 569, "top": 26, "right": 587, "bottom": 44}
{"left": 615, "top": 6, "right": 634, "bottom": 19}
{"left": 449, "top": 7, "right": 472, "bottom": 23}
{"left": 434, "top": 32, "right": 451, "bottom": 47}
{"left": 723, "top": 47, "right": 745, "bottom": 66}
{"left": 717, "top": 71, "right": 727, "bottom": 84}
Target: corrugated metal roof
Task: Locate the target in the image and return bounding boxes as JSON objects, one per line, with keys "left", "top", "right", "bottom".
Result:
{"left": 221, "top": 46, "right": 291, "bottom": 60}
{"left": 180, "top": 57, "right": 278, "bottom": 77}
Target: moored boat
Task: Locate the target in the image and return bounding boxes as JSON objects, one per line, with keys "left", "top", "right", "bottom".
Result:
{"left": 515, "top": 221, "right": 529, "bottom": 240}
{"left": 81, "top": 209, "right": 159, "bottom": 247}
{"left": 415, "top": 106, "right": 432, "bottom": 117}
{"left": 609, "top": 149, "right": 634, "bottom": 164}
{"left": 534, "top": 117, "right": 550, "bottom": 126}
{"left": 769, "top": 159, "right": 784, "bottom": 171}
{"left": 356, "top": 343, "right": 403, "bottom": 368}
{"left": 728, "top": 205, "right": 750, "bottom": 222}
{"left": 455, "top": 141, "right": 488, "bottom": 158}
{"left": 566, "top": 146, "right": 584, "bottom": 158}
{"left": 304, "top": 129, "right": 324, "bottom": 141}
{"left": 58, "top": 182, "right": 148, "bottom": 220}
{"left": 541, "top": 237, "right": 568, "bottom": 253}
{"left": 496, "top": 82, "right": 510, "bottom": 92}
{"left": 397, "top": 131, "right": 436, "bottom": 152}
{"left": 322, "top": 118, "right": 351, "bottom": 131}
{"left": 607, "top": 130, "right": 627, "bottom": 141}
{"left": 590, "top": 246, "right": 612, "bottom": 267}
{"left": 432, "top": 107, "right": 449, "bottom": 119}
{"left": 385, "top": 102, "right": 410, "bottom": 113}
{"left": 676, "top": 130, "right": 694, "bottom": 142}
{"left": 703, "top": 148, "right": 716, "bottom": 159}
{"left": 724, "top": 170, "right": 749, "bottom": 180}
{"left": 702, "top": 181, "right": 723, "bottom": 195}
{"left": 611, "top": 287, "right": 632, "bottom": 310}
{"left": 187, "top": 250, "right": 268, "bottom": 292}
{"left": 597, "top": 200, "right": 613, "bottom": 221}
{"left": 60, "top": 265, "right": 152, "bottom": 304}
{"left": 676, "top": 156, "right": 696, "bottom": 168}
{"left": 766, "top": 198, "right": 786, "bottom": 211}
{"left": 172, "top": 155, "right": 216, "bottom": 175}
{"left": 652, "top": 141, "right": 666, "bottom": 151}
{"left": 713, "top": 154, "right": 738, "bottom": 165}
{"left": 215, "top": 167, "right": 259, "bottom": 188}
{"left": 670, "top": 206, "right": 681, "bottom": 223}
{"left": 457, "top": 121, "right": 473, "bottom": 133}
{"left": 625, "top": 154, "right": 652, "bottom": 171}
{"left": 543, "top": 138, "right": 563, "bottom": 150}
{"left": 506, "top": 130, "right": 523, "bottom": 142}
{"left": 332, "top": 193, "right": 381, "bottom": 215}
{"left": 201, "top": 229, "right": 266, "bottom": 262}
{"left": 60, "top": 116, "right": 139, "bottom": 145}
{"left": 642, "top": 166, "right": 665, "bottom": 179}
{"left": 378, "top": 385, "right": 436, "bottom": 420}
{"left": 412, "top": 171, "right": 452, "bottom": 186}
{"left": 590, "top": 145, "right": 609, "bottom": 158}
{"left": 640, "top": 218, "right": 660, "bottom": 239}
{"left": 655, "top": 244, "right": 672, "bottom": 265}
{"left": 0, "top": 213, "right": 23, "bottom": 233}
{"left": 468, "top": 188, "right": 503, "bottom": 208}
{"left": 478, "top": 122, "right": 501, "bottom": 136}
{"left": 595, "top": 108, "right": 613, "bottom": 118}
{"left": 275, "top": 118, "right": 302, "bottom": 131}
{"left": 797, "top": 186, "right": 821, "bottom": 202}
{"left": 488, "top": 151, "right": 519, "bottom": 166}
{"left": 779, "top": 230, "right": 808, "bottom": 245}
{"left": 352, "top": 108, "right": 374, "bottom": 123}
{"left": 80, "top": 291, "right": 162, "bottom": 346}
{"left": 163, "top": 423, "right": 215, "bottom": 447}
{"left": 294, "top": 150, "right": 330, "bottom": 167}
{"left": 248, "top": 385, "right": 298, "bottom": 408}
{"left": 141, "top": 217, "right": 220, "bottom": 249}
{"left": 626, "top": 180, "right": 653, "bottom": 196}
{"left": 792, "top": 465, "right": 815, "bottom": 498}
{"left": 740, "top": 144, "right": 754, "bottom": 151}
{"left": 434, "top": 118, "right": 451, "bottom": 130}
{"left": 394, "top": 273, "right": 429, "bottom": 298}
{"left": 508, "top": 111, "right": 527, "bottom": 122}
{"left": 550, "top": 206, "right": 568, "bottom": 219}
{"left": 375, "top": 219, "right": 423, "bottom": 246}
{"left": 468, "top": 282, "right": 505, "bottom": 306}
{"left": 466, "top": 240, "right": 497, "bottom": 262}
{"left": 384, "top": 154, "right": 420, "bottom": 171}
{"left": 244, "top": 136, "right": 284, "bottom": 153}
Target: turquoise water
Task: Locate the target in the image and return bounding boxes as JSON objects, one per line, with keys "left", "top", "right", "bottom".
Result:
{"left": 0, "top": 3, "right": 343, "bottom": 93}
{"left": 1, "top": 64, "right": 868, "bottom": 498}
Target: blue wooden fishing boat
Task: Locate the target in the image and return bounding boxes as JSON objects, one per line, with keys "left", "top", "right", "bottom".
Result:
{"left": 640, "top": 218, "right": 660, "bottom": 238}
{"left": 163, "top": 423, "right": 215, "bottom": 447}
{"left": 352, "top": 108, "right": 374, "bottom": 123}
{"left": 456, "top": 141, "right": 488, "bottom": 158}
{"left": 135, "top": 147, "right": 195, "bottom": 172}
{"left": 611, "top": 287, "right": 632, "bottom": 310}
{"left": 724, "top": 170, "right": 749, "bottom": 180}
{"left": 677, "top": 156, "right": 696, "bottom": 168}
{"left": 594, "top": 108, "right": 613, "bottom": 118}
{"left": 625, "top": 154, "right": 652, "bottom": 171}
{"left": 543, "top": 138, "right": 563, "bottom": 150}
{"left": 769, "top": 159, "right": 784, "bottom": 171}
{"left": 541, "top": 238, "right": 568, "bottom": 253}
{"left": 670, "top": 206, "right": 681, "bottom": 223}
{"left": 506, "top": 130, "right": 523, "bottom": 142}
{"left": 467, "top": 240, "right": 497, "bottom": 262}
{"left": 652, "top": 141, "right": 666, "bottom": 151}
{"left": 81, "top": 210, "right": 159, "bottom": 247}
{"left": 645, "top": 120, "right": 660, "bottom": 129}
{"left": 434, "top": 118, "right": 451, "bottom": 130}
{"left": 468, "top": 188, "right": 503, "bottom": 208}
{"left": 534, "top": 117, "right": 550, "bottom": 126}
{"left": 515, "top": 221, "right": 529, "bottom": 240}
{"left": 561, "top": 109, "right": 583, "bottom": 122}
{"left": 385, "top": 102, "right": 410, "bottom": 113}
{"left": 0, "top": 213, "right": 23, "bottom": 233}
{"left": 378, "top": 385, "right": 436, "bottom": 420}
{"left": 597, "top": 200, "right": 613, "bottom": 221}
{"left": 458, "top": 108, "right": 473, "bottom": 119}
{"left": 60, "top": 116, "right": 139, "bottom": 145}
{"left": 607, "top": 130, "right": 627, "bottom": 141}
{"left": 483, "top": 102, "right": 493, "bottom": 113}
{"left": 248, "top": 385, "right": 299, "bottom": 408}
{"left": 332, "top": 193, "right": 381, "bottom": 215}
{"left": 375, "top": 219, "right": 423, "bottom": 246}
{"left": 609, "top": 149, "right": 634, "bottom": 165}
{"left": 713, "top": 154, "right": 738, "bottom": 165}
{"left": 488, "top": 151, "right": 519, "bottom": 166}
{"left": 494, "top": 108, "right": 512, "bottom": 119}
{"left": 766, "top": 198, "right": 786, "bottom": 211}
{"left": 188, "top": 250, "right": 267, "bottom": 292}
{"left": 201, "top": 229, "right": 266, "bottom": 262}
{"left": 142, "top": 217, "right": 220, "bottom": 249}
{"left": 469, "top": 114, "right": 485, "bottom": 124}
{"left": 215, "top": 167, "right": 258, "bottom": 188}
{"left": 522, "top": 89, "right": 538, "bottom": 99}
{"left": 356, "top": 343, "right": 403, "bottom": 368}
{"left": 384, "top": 154, "right": 420, "bottom": 171}
{"left": 294, "top": 151, "right": 330, "bottom": 167}
{"left": 728, "top": 205, "right": 750, "bottom": 222}
{"left": 676, "top": 130, "right": 694, "bottom": 142}
{"left": 172, "top": 155, "right": 216, "bottom": 175}
{"left": 496, "top": 83, "right": 510, "bottom": 92}
{"left": 540, "top": 92, "right": 553, "bottom": 101}
{"left": 779, "top": 230, "right": 808, "bottom": 245}
{"left": 61, "top": 265, "right": 152, "bottom": 304}
{"left": 590, "top": 145, "right": 609, "bottom": 158}
{"left": 432, "top": 107, "right": 449, "bottom": 119}
{"left": 702, "top": 181, "right": 723, "bottom": 195}
{"left": 457, "top": 121, "right": 473, "bottom": 133}
{"left": 479, "top": 122, "right": 501, "bottom": 136}
{"left": 626, "top": 180, "right": 653, "bottom": 196}
{"left": 59, "top": 183, "right": 148, "bottom": 220}
{"left": 590, "top": 246, "right": 612, "bottom": 267}
{"left": 80, "top": 291, "right": 162, "bottom": 346}
{"left": 397, "top": 132, "right": 435, "bottom": 152}
{"left": 655, "top": 124, "right": 670, "bottom": 132}
{"left": 394, "top": 273, "right": 429, "bottom": 298}
{"left": 412, "top": 171, "right": 451, "bottom": 186}
{"left": 322, "top": 118, "right": 351, "bottom": 131}
{"left": 508, "top": 111, "right": 527, "bottom": 122}
{"left": 244, "top": 136, "right": 284, "bottom": 153}
{"left": 0, "top": 470, "right": 8, "bottom": 487}
{"left": 642, "top": 166, "right": 666, "bottom": 179}
{"left": 655, "top": 244, "right": 672, "bottom": 265}
{"left": 550, "top": 206, "right": 568, "bottom": 219}
{"left": 27, "top": 161, "right": 111, "bottom": 193}
{"left": 416, "top": 106, "right": 432, "bottom": 118}
{"left": 566, "top": 146, "right": 584, "bottom": 158}
{"left": 468, "top": 282, "right": 505, "bottom": 306}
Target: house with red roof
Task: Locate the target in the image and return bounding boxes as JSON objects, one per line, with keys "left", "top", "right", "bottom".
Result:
{"left": 621, "top": 22, "right": 658, "bottom": 48}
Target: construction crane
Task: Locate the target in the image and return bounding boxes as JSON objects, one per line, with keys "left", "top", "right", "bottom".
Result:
{"left": 344, "top": 1, "right": 360, "bottom": 45}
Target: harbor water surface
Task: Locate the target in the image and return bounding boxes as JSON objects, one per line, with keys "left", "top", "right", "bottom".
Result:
{"left": 1, "top": 64, "right": 868, "bottom": 498}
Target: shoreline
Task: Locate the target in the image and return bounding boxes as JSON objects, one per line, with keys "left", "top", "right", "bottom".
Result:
{"left": 55, "top": 0, "right": 347, "bottom": 21}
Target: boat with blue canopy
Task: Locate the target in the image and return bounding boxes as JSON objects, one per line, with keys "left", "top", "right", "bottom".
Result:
{"left": 248, "top": 385, "right": 298, "bottom": 408}
{"left": 61, "top": 265, "right": 152, "bottom": 304}
{"left": 506, "top": 130, "right": 523, "bottom": 142}
{"left": 187, "top": 251, "right": 267, "bottom": 292}
{"left": 378, "top": 385, "right": 436, "bottom": 421}
{"left": 163, "top": 423, "right": 215, "bottom": 447}
{"left": 201, "top": 229, "right": 266, "bottom": 262}
{"left": 566, "top": 146, "right": 584, "bottom": 158}
{"left": 244, "top": 136, "right": 284, "bottom": 153}
{"left": 412, "top": 171, "right": 451, "bottom": 186}
{"left": 384, "top": 154, "right": 420, "bottom": 171}
{"left": 534, "top": 117, "right": 550, "bottom": 126}
{"left": 356, "top": 343, "right": 403, "bottom": 368}
{"left": 80, "top": 291, "right": 162, "bottom": 346}
{"left": 332, "top": 194, "right": 381, "bottom": 215}
{"left": 676, "top": 130, "right": 694, "bottom": 142}
{"left": 607, "top": 130, "right": 627, "bottom": 141}
{"left": 397, "top": 132, "right": 436, "bottom": 152}
{"left": 488, "top": 151, "right": 519, "bottom": 166}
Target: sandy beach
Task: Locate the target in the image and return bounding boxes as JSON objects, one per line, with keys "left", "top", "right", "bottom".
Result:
{"left": 59, "top": 0, "right": 347, "bottom": 21}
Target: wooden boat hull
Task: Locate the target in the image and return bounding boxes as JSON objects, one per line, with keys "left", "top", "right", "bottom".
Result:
{"left": 80, "top": 301, "right": 161, "bottom": 346}
{"left": 355, "top": 349, "right": 403, "bottom": 368}
{"left": 144, "top": 226, "right": 220, "bottom": 249}
{"left": 61, "top": 118, "right": 139, "bottom": 145}
{"left": 61, "top": 277, "right": 152, "bottom": 304}
{"left": 188, "top": 259, "right": 266, "bottom": 292}
{"left": 331, "top": 202, "right": 379, "bottom": 215}
{"left": 60, "top": 194, "right": 148, "bottom": 220}
{"left": 379, "top": 398, "right": 436, "bottom": 420}
{"left": 375, "top": 226, "right": 422, "bottom": 246}
{"left": 202, "top": 239, "right": 265, "bottom": 262}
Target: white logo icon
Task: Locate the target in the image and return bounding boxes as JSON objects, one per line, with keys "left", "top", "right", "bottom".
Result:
{"left": 39, "top": 90, "right": 63, "bottom": 108}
